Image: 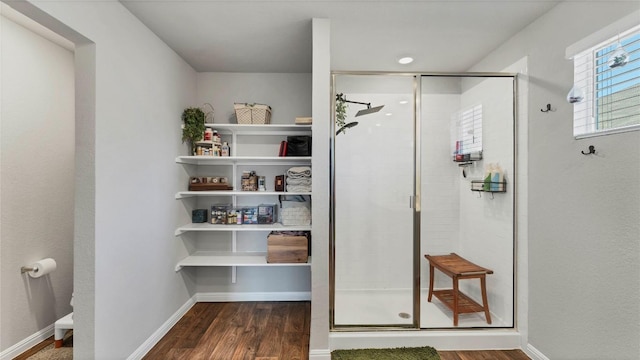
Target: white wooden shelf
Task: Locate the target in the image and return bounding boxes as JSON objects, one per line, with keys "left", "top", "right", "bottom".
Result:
{"left": 205, "top": 123, "right": 311, "bottom": 135}
{"left": 175, "top": 191, "right": 311, "bottom": 199}
{"left": 175, "top": 252, "right": 312, "bottom": 271}
{"left": 175, "top": 222, "right": 312, "bottom": 236}
{"left": 175, "top": 156, "right": 311, "bottom": 165}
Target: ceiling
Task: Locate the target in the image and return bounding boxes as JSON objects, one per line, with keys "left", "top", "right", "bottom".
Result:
{"left": 120, "top": 0, "right": 561, "bottom": 73}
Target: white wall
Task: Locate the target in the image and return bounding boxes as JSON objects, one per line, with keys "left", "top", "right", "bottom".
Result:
{"left": 197, "top": 73, "right": 312, "bottom": 125}
{"left": 471, "top": 2, "right": 640, "bottom": 359}
{"left": 310, "top": 18, "right": 331, "bottom": 359}
{"left": 0, "top": 13, "right": 74, "bottom": 353}
{"left": 4, "top": 1, "right": 199, "bottom": 358}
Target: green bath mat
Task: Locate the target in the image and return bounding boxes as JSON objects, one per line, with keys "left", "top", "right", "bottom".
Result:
{"left": 331, "top": 346, "right": 440, "bottom": 360}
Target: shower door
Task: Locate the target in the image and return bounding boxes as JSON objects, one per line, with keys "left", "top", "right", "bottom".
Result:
{"left": 419, "top": 75, "right": 515, "bottom": 328}
{"left": 332, "top": 74, "right": 417, "bottom": 328}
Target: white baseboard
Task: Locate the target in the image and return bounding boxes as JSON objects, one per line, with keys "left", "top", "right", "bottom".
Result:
{"left": 126, "top": 296, "right": 196, "bottom": 360}
{"left": 196, "top": 291, "right": 311, "bottom": 302}
{"left": 0, "top": 324, "right": 54, "bottom": 360}
{"left": 526, "top": 343, "right": 550, "bottom": 360}
{"left": 309, "top": 348, "right": 331, "bottom": 360}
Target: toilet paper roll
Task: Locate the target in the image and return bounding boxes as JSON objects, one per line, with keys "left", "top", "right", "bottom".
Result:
{"left": 27, "top": 258, "right": 57, "bottom": 278}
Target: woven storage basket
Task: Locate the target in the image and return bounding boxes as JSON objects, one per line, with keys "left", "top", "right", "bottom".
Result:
{"left": 234, "top": 103, "right": 272, "bottom": 124}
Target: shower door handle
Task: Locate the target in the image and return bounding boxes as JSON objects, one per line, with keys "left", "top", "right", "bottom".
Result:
{"left": 409, "top": 195, "right": 419, "bottom": 210}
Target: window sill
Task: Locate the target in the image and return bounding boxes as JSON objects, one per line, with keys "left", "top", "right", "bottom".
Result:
{"left": 574, "top": 124, "right": 640, "bottom": 140}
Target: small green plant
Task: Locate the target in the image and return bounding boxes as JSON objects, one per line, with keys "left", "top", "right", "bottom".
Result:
{"left": 336, "top": 95, "right": 347, "bottom": 131}
{"left": 181, "top": 107, "right": 206, "bottom": 155}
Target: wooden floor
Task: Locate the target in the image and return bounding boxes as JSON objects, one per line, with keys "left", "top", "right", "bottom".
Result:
{"left": 143, "top": 301, "right": 310, "bottom": 360}
{"left": 144, "top": 301, "right": 530, "bottom": 360}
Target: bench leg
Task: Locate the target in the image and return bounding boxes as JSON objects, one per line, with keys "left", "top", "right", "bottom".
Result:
{"left": 453, "top": 277, "right": 459, "bottom": 326}
{"left": 428, "top": 264, "right": 434, "bottom": 302}
{"left": 480, "top": 276, "right": 492, "bottom": 324}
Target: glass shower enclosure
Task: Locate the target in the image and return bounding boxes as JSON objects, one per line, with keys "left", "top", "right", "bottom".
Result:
{"left": 331, "top": 73, "right": 516, "bottom": 330}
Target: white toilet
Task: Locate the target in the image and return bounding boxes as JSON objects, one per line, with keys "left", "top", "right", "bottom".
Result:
{"left": 54, "top": 293, "right": 73, "bottom": 348}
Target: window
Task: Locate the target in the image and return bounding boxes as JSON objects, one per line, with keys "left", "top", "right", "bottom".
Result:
{"left": 451, "top": 104, "right": 482, "bottom": 156}
{"left": 572, "top": 25, "right": 640, "bottom": 138}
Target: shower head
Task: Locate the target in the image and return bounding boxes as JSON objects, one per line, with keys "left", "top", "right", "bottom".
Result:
{"left": 336, "top": 121, "right": 358, "bottom": 135}
{"left": 355, "top": 105, "right": 385, "bottom": 117}
{"left": 337, "top": 93, "right": 385, "bottom": 117}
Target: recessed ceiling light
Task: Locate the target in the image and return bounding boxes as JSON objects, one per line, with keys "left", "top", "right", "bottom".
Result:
{"left": 385, "top": 113, "right": 393, "bottom": 116}
{"left": 399, "top": 100, "right": 409, "bottom": 104}
{"left": 398, "top": 57, "right": 414, "bottom": 65}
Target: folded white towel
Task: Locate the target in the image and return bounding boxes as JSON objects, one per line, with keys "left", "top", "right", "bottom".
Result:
{"left": 287, "top": 184, "right": 312, "bottom": 192}
{"left": 286, "top": 178, "right": 312, "bottom": 186}
{"left": 287, "top": 166, "right": 312, "bottom": 178}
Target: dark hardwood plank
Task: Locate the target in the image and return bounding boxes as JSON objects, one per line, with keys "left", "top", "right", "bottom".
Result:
{"left": 189, "top": 302, "right": 245, "bottom": 359}
{"left": 254, "top": 302, "right": 288, "bottom": 358}
{"left": 231, "top": 304, "right": 272, "bottom": 359}
{"left": 439, "top": 350, "right": 531, "bottom": 360}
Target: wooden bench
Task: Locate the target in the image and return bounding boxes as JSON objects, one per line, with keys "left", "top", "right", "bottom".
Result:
{"left": 424, "top": 253, "right": 493, "bottom": 326}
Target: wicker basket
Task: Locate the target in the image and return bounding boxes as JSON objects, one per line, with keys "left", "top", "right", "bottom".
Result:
{"left": 234, "top": 103, "right": 271, "bottom": 124}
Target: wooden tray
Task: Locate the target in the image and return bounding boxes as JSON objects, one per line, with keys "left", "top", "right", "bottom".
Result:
{"left": 188, "top": 183, "right": 233, "bottom": 191}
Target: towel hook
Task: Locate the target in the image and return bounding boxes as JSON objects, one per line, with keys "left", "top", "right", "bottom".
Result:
{"left": 581, "top": 145, "right": 596, "bottom": 155}
{"left": 540, "top": 104, "right": 553, "bottom": 112}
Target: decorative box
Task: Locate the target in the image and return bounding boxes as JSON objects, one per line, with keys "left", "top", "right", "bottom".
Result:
{"left": 241, "top": 171, "right": 258, "bottom": 191}
{"left": 267, "top": 232, "right": 309, "bottom": 263}
{"left": 192, "top": 209, "right": 208, "bottom": 223}
{"left": 274, "top": 175, "right": 285, "bottom": 192}
{"left": 211, "top": 205, "right": 230, "bottom": 224}
{"left": 226, "top": 208, "right": 242, "bottom": 225}
{"left": 258, "top": 204, "right": 277, "bottom": 224}
{"left": 189, "top": 176, "right": 232, "bottom": 191}
{"left": 242, "top": 207, "right": 258, "bottom": 224}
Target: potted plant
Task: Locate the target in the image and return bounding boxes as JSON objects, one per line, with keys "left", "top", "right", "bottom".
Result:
{"left": 181, "top": 107, "right": 206, "bottom": 155}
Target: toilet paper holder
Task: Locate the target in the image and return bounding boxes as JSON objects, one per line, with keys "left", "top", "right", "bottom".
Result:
{"left": 21, "top": 265, "right": 37, "bottom": 274}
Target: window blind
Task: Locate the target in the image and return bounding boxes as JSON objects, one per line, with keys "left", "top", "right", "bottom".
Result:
{"left": 573, "top": 26, "right": 640, "bottom": 137}
{"left": 451, "top": 104, "right": 482, "bottom": 155}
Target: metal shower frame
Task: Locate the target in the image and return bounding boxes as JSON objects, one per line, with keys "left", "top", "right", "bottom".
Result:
{"left": 329, "top": 71, "right": 519, "bottom": 332}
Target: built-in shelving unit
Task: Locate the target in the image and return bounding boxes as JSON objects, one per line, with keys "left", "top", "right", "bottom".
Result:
{"left": 174, "top": 122, "right": 312, "bottom": 271}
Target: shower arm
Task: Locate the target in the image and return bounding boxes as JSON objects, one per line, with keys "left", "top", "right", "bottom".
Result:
{"left": 336, "top": 93, "right": 372, "bottom": 109}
